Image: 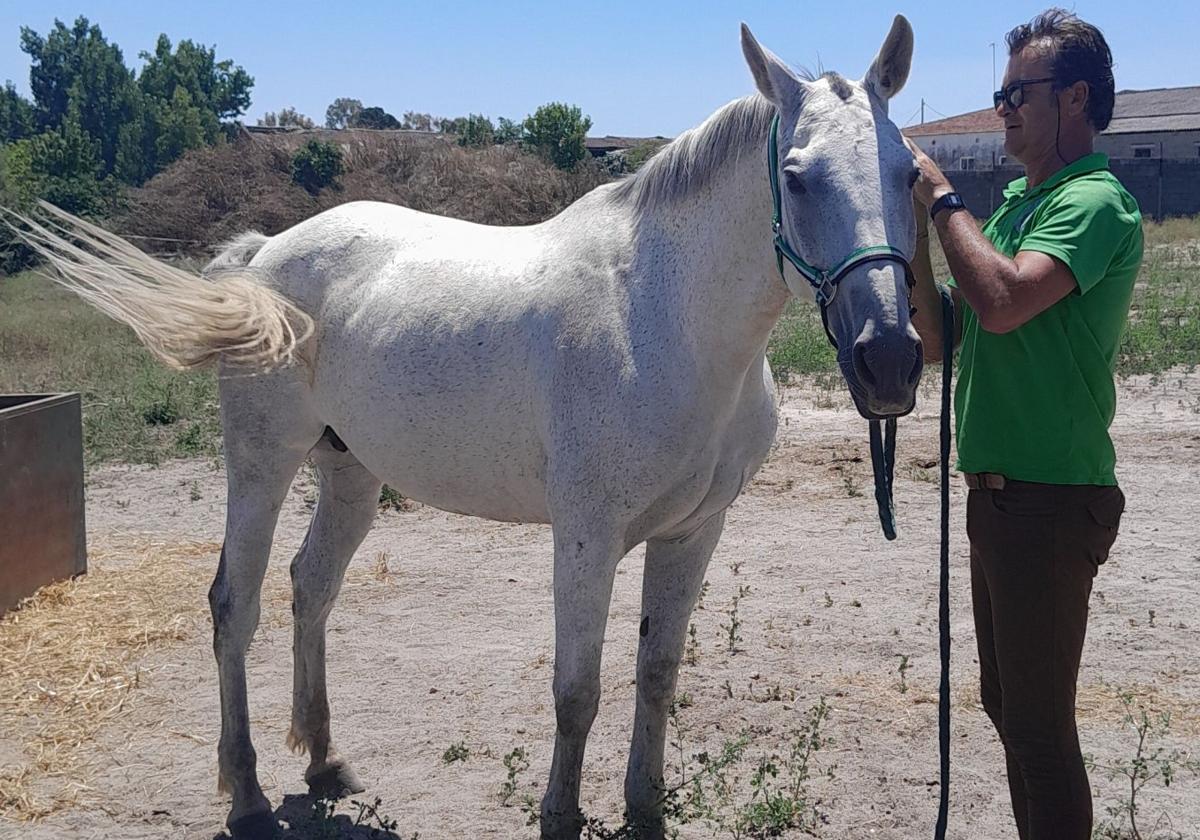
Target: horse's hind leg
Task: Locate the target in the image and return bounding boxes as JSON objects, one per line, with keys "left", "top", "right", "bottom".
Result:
{"left": 287, "top": 437, "right": 381, "bottom": 797}
{"left": 211, "top": 382, "right": 322, "bottom": 838}
{"left": 624, "top": 513, "right": 726, "bottom": 839}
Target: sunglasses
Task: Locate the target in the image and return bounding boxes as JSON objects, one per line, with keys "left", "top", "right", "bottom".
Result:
{"left": 993, "top": 77, "right": 1056, "bottom": 111}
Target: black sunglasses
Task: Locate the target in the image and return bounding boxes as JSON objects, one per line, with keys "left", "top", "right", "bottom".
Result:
{"left": 993, "top": 77, "right": 1056, "bottom": 111}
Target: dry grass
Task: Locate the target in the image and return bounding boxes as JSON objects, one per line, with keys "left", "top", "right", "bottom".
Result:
{"left": 118, "top": 133, "right": 610, "bottom": 258}
{"left": 0, "top": 536, "right": 220, "bottom": 821}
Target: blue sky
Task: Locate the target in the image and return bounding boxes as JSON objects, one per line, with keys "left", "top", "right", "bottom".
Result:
{"left": 1, "top": 1, "right": 1195, "bottom": 137}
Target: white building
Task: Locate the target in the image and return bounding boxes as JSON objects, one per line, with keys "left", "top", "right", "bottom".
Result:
{"left": 904, "top": 85, "right": 1200, "bottom": 169}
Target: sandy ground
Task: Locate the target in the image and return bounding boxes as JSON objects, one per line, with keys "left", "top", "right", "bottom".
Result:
{"left": 4, "top": 372, "right": 1199, "bottom": 840}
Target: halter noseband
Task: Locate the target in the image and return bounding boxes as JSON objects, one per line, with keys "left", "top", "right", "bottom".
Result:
{"left": 767, "top": 113, "right": 916, "bottom": 349}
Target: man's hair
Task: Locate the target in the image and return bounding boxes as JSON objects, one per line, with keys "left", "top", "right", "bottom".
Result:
{"left": 1005, "top": 8, "right": 1115, "bottom": 131}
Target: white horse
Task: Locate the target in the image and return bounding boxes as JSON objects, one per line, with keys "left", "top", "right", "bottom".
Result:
{"left": 15, "top": 17, "right": 922, "bottom": 839}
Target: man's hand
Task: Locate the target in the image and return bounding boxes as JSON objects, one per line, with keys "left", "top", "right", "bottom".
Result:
{"left": 904, "top": 136, "right": 955, "bottom": 210}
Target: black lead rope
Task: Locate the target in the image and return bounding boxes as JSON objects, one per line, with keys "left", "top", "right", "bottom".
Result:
{"left": 934, "top": 285, "right": 954, "bottom": 840}
{"left": 869, "top": 418, "right": 899, "bottom": 541}
{"left": 866, "top": 286, "right": 953, "bottom": 840}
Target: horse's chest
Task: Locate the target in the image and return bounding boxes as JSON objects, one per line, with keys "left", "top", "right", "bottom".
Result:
{"left": 657, "top": 382, "right": 778, "bottom": 537}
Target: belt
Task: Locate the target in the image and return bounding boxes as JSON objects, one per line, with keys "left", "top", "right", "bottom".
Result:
{"left": 963, "top": 472, "right": 1006, "bottom": 490}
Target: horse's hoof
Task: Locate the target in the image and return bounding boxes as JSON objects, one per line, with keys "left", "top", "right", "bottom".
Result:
{"left": 227, "top": 810, "right": 279, "bottom": 840}
{"left": 306, "top": 762, "right": 366, "bottom": 798}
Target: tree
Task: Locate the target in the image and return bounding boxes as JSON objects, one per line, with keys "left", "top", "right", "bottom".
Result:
{"left": 495, "top": 116, "right": 522, "bottom": 145}
{"left": 259, "top": 107, "right": 314, "bottom": 128}
{"left": 20, "top": 17, "right": 137, "bottom": 174}
{"left": 439, "top": 116, "right": 468, "bottom": 135}
{"left": 522, "top": 102, "right": 592, "bottom": 170}
{"left": 136, "top": 34, "right": 252, "bottom": 123}
{"left": 457, "top": 114, "right": 495, "bottom": 148}
{"left": 401, "top": 111, "right": 433, "bottom": 131}
{"left": 0, "top": 81, "right": 34, "bottom": 142}
{"left": 353, "top": 106, "right": 401, "bottom": 130}
{"left": 15, "top": 21, "right": 252, "bottom": 186}
{"left": 325, "top": 97, "right": 362, "bottom": 129}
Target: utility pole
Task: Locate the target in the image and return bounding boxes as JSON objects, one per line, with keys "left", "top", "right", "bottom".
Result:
{"left": 921, "top": 98, "right": 925, "bottom": 124}
{"left": 990, "top": 42, "right": 996, "bottom": 92}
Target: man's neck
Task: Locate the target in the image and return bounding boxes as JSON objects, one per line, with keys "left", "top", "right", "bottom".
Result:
{"left": 1024, "top": 136, "right": 1095, "bottom": 189}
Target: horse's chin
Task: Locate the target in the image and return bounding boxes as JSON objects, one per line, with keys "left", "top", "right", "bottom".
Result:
{"left": 839, "top": 366, "right": 917, "bottom": 421}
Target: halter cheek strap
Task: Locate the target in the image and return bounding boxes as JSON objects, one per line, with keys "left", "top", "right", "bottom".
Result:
{"left": 767, "top": 114, "right": 916, "bottom": 350}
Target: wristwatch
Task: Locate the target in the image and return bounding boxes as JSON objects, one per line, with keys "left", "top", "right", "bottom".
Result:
{"left": 929, "top": 192, "right": 966, "bottom": 221}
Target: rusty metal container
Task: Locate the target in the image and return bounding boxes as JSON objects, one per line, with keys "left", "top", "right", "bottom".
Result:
{"left": 0, "top": 393, "right": 87, "bottom": 615}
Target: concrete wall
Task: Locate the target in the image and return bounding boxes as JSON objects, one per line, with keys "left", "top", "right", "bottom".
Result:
{"left": 949, "top": 159, "right": 1200, "bottom": 219}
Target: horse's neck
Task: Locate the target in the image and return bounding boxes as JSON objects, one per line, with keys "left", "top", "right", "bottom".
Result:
{"left": 631, "top": 140, "right": 792, "bottom": 379}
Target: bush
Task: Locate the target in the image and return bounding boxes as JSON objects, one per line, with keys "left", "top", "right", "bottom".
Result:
{"left": 120, "top": 133, "right": 609, "bottom": 257}
{"left": 457, "top": 114, "right": 495, "bottom": 148}
{"left": 522, "top": 102, "right": 592, "bottom": 171}
{"left": 290, "top": 140, "right": 343, "bottom": 194}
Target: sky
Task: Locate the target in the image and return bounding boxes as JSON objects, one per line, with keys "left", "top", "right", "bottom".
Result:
{"left": 0, "top": 1, "right": 1196, "bottom": 138}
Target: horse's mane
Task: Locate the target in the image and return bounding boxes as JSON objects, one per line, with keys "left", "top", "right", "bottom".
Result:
{"left": 611, "top": 95, "right": 775, "bottom": 212}
{"left": 612, "top": 71, "right": 855, "bottom": 214}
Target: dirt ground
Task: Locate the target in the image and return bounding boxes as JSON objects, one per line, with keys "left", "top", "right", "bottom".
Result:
{"left": 3, "top": 371, "right": 1199, "bottom": 840}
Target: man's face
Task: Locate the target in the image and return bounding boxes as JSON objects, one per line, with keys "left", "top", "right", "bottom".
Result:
{"left": 997, "top": 47, "right": 1059, "bottom": 163}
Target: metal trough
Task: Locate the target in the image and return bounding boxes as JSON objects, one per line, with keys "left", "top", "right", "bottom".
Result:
{"left": 0, "top": 393, "right": 87, "bottom": 615}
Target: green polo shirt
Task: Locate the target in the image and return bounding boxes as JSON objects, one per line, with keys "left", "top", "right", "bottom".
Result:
{"left": 949, "top": 153, "right": 1143, "bottom": 485}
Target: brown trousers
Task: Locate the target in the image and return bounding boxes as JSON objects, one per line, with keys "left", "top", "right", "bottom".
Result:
{"left": 967, "top": 480, "right": 1125, "bottom": 840}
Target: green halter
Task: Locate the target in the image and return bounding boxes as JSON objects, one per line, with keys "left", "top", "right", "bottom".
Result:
{"left": 767, "top": 113, "right": 916, "bottom": 347}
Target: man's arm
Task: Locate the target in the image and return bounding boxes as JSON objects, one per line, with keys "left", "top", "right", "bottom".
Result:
{"left": 909, "top": 196, "right": 963, "bottom": 362}
{"left": 907, "top": 140, "right": 1076, "bottom": 336}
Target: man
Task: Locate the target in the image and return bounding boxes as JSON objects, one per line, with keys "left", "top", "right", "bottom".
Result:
{"left": 906, "top": 9, "right": 1143, "bottom": 839}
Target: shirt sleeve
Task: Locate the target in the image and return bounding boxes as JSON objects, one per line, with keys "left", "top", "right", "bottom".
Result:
{"left": 1016, "top": 178, "right": 1142, "bottom": 295}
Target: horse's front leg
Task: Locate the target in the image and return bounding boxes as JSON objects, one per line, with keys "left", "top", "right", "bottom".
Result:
{"left": 540, "top": 524, "right": 625, "bottom": 840}
{"left": 624, "top": 512, "right": 726, "bottom": 839}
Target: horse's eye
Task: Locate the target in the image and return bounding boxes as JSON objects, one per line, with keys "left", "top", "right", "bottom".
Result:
{"left": 784, "top": 169, "right": 806, "bottom": 195}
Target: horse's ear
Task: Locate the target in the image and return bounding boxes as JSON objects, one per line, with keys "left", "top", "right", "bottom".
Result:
{"left": 741, "top": 23, "right": 805, "bottom": 106}
{"left": 863, "top": 15, "right": 914, "bottom": 106}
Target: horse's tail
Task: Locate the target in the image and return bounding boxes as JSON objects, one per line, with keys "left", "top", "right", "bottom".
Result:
{"left": 5, "top": 201, "right": 313, "bottom": 371}
{"left": 203, "top": 230, "right": 271, "bottom": 274}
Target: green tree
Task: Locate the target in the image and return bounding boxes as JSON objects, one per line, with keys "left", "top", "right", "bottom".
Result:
{"left": 0, "top": 81, "right": 34, "bottom": 142}
{"left": 401, "top": 111, "right": 432, "bottom": 131}
{"left": 136, "top": 34, "right": 252, "bottom": 123}
{"left": 20, "top": 17, "right": 137, "bottom": 174}
{"left": 457, "top": 114, "right": 495, "bottom": 148}
{"left": 353, "top": 106, "right": 401, "bottom": 130}
{"left": 522, "top": 102, "right": 592, "bottom": 170}
{"left": 325, "top": 97, "right": 362, "bottom": 129}
{"left": 21, "top": 120, "right": 110, "bottom": 216}
{"left": 259, "top": 107, "right": 314, "bottom": 128}
{"left": 495, "top": 116, "right": 522, "bottom": 145}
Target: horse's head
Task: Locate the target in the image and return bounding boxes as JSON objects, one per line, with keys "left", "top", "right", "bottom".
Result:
{"left": 742, "top": 16, "right": 923, "bottom": 419}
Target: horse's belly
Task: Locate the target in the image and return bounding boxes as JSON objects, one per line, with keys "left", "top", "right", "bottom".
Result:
{"left": 315, "top": 383, "right": 550, "bottom": 523}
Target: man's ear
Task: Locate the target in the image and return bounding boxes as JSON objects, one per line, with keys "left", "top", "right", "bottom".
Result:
{"left": 1064, "top": 79, "right": 1091, "bottom": 119}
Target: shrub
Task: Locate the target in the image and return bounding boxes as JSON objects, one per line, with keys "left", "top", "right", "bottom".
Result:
{"left": 290, "top": 140, "right": 343, "bottom": 194}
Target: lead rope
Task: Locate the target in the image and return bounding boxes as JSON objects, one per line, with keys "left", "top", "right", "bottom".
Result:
{"left": 868, "top": 286, "right": 953, "bottom": 837}
{"left": 934, "top": 285, "right": 954, "bottom": 840}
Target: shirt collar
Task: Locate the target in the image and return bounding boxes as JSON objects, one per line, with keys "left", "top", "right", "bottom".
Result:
{"left": 1002, "top": 152, "right": 1109, "bottom": 200}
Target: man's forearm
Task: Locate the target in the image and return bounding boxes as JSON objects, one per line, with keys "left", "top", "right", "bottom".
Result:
{"left": 934, "top": 209, "right": 1021, "bottom": 332}
{"left": 910, "top": 231, "right": 949, "bottom": 362}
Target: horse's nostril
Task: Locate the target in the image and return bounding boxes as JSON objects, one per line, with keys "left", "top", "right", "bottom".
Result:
{"left": 908, "top": 353, "right": 924, "bottom": 386}
{"left": 853, "top": 341, "right": 877, "bottom": 388}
